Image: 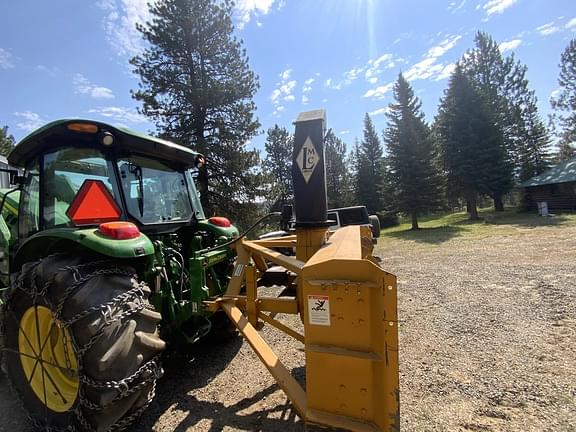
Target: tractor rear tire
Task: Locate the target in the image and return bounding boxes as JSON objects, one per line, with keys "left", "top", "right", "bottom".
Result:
{"left": 0, "top": 254, "right": 165, "bottom": 432}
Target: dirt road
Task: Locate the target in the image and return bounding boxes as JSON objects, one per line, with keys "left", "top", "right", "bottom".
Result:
{"left": 1, "top": 222, "right": 575, "bottom": 431}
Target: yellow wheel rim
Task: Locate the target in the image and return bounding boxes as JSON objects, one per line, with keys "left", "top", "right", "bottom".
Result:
{"left": 18, "top": 305, "right": 79, "bottom": 412}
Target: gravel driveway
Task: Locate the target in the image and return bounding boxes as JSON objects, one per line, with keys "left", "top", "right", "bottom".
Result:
{"left": 1, "top": 222, "right": 575, "bottom": 431}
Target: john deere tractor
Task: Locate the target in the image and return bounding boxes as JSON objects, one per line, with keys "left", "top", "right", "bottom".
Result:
{"left": 0, "top": 120, "right": 239, "bottom": 431}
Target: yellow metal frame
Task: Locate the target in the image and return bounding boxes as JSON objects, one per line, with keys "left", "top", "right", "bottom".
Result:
{"left": 18, "top": 305, "right": 79, "bottom": 412}
{"left": 207, "top": 225, "right": 399, "bottom": 432}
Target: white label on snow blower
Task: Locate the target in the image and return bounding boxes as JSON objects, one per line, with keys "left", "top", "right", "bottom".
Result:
{"left": 307, "top": 295, "right": 331, "bottom": 326}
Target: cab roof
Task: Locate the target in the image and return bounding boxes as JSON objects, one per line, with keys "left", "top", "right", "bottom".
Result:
{"left": 8, "top": 119, "right": 201, "bottom": 168}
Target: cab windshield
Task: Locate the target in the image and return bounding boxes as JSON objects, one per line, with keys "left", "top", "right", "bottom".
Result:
{"left": 117, "top": 156, "right": 193, "bottom": 224}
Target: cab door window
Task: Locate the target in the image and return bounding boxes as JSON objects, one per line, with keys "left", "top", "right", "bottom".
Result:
{"left": 19, "top": 159, "right": 40, "bottom": 239}
{"left": 42, "top": 148, "right": 119, "bottom": 228}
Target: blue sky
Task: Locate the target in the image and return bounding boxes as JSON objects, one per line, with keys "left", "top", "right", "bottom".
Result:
{"left": 0, "top": 0, "right": 574, "bottom": 154}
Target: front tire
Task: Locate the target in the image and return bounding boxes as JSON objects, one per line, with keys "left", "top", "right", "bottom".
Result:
{"left": 1, "top": 254, "right": 165, "bottom": 431}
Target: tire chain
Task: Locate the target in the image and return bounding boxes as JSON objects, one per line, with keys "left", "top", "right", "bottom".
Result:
{"left": 0, "top": 254, "right": 164, "bottom": 432}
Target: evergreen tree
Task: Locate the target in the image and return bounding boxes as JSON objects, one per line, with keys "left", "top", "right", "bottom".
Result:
{"left": 551, "top": 38, "right": 576, "bottom": 161}
{"left": 517, "top": 105, "right": 551, "bottom": 182}
{"left": 324, "top": 130, "right": 352, "bottom": 208}
{"left": 461, "top": 32, "right": 546, "bottom": 207}
{"left": 131, "top": 0, "right": 260, "bottom": 222}
{"left": 262, "top": 125, "right": 293, "bottom": 206}
{"left": 384, "top": 74, "right": 443, "bottom": 230}
{"left": 0, "top": 126, "right": 15, "bottom": 157}
{"left": 436, "top": 65, "right": 507, "bottom": 220}
{"left": 356, "top": 114, "right": 383, "bottom": 213}
{"left": 350, "top": 138, "right": 362, "bottom": 205}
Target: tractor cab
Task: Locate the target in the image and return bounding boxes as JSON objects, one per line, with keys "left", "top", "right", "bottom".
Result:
{"left": 7, "top": 119, "right": 207, "bottom": 240}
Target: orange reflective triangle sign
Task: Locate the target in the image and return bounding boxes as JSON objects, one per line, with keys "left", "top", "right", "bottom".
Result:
{"left": 66, "top": 179, "right": 122, "bottom": 225}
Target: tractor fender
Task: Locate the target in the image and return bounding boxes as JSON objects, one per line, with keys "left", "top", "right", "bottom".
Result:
{"left": 12, "top": 227, "right": 154, "bottom": 272}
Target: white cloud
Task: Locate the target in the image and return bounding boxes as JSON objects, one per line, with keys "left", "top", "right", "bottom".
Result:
{"left": 271, "top": 69, "right": 296, "bottom": 116}
{"left": 234, "top": 0, "right": 276, "bottom": 29}
{"left": 404, "top": 58, "right": 444, "bottom": 81}
{"left": 344, "top": 66, "right": 364, "bottom": 84}
{"left": 565, "top": 17, "right": 576, "bottom": 30}
{"left": 302, "top": 94, "right": 309, "bottom": 105}
{"left": 280, "top": 68, "right": 292, "bottom": 81}
{"left": 35, "top": 65, "right": 59, "bottom": 76}
{"left": 363, "top": 82, "right": 394, "bottom": 99}
{"left": 482, "top": 0, "right": 517, "bottom": 16}
{"left": 273, "top": 105, "right": 285, "bottom": 116}
{"left": 98, "top": 0, "right": 278, "bottom": 58}
{"left": 324, "top": 54, "right": 401, "bottom": 92}
{"left": 324, "top": 78, "right": 342, "bottom": 90}
{"left": 402, "top": 35, "right": 461, "bottom": 83}
{"left": 426, "top": 35, "right": 462, "bottom": 58}
{"left": 363, "top": 36, "right": 460, "bottom": 100}
{"left": 436, "top": 63, "right": 456, "bottom": 81}
{"left": 368, "top": 107, "right": 390, "bottom": 117}
{"left": 364, "top": 53, "right": 397, "bottom": 83}
{"left": 0, "top": 48, "right": 15, "bottom": 69}
{"left": 88, "top": 106, "right": 147, "bottom": 124}
{"left": 499, "top": 39, "right": 522, "bottom": 53}
{"left": 97, "top": 0, "right": 153, "bottom": 57}
{"left": 448, "top": 0, "right": 467, "bottom": 13}
{"left": 14, "top": 111, "right": 46, "bottom": 131}
{"left": 339, "top": 130, "right": 350, "bottom": 135}
{"left": 537, "top": 21, "right": 561, "bottom": 36}
{"left": 73, "top": 74, "right": 115, "bottom": 99}
{"left": 302, "top": 77, "right": 315, "bottom": 93}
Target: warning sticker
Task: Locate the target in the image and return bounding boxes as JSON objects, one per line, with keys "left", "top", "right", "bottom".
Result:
{"left": 307, "top": 295, "right": 331, "bottom": 326}
{"left": 233, "top": 264, "right": 244, "bottom": 277}
{"left": 296, "top": 137, "right": 319, "bottom": 183}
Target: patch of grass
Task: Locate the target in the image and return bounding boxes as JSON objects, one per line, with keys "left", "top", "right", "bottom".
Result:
{"left": 380, "top": 208, "right": 576, "bottom": 244}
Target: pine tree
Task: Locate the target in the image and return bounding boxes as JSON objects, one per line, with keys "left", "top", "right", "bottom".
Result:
{"left": 461, "top": 32, "right": 547, "bottom": 207}
{"left": 131, "top": 0, "right": 260, "bottom": 222}
{"left": 350, "top": 139, "right": 362, "bottom": 205}
{"left": 517, "top": 105, "right": 551, "bottom": 182}
{"left": 551, "top": 38, "right": 576, "bottom": 161}
{"left": 384, "top": 74, "right": 443, "bottom": 229}
{"left": 0, "top": 126, "right": 15, "bottom": 157}
{"left": 262, "top": 125, "right": 293, "bottom": 207}
{"left": 356, "top": 114, "right": 383, "bottom": 213}
{"left": 324, "top": 130, "right": 352, "bottom": 208}
{"left": 436, "top": 65, "right": 506, "bottom": 220}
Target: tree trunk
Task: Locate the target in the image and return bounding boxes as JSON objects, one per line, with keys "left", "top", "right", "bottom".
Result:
{"left": 466, "top": 199, "right": 472, "bottom": 213}
{"left": 467, "top": 191, "right": 479, "bottom": 220}
{"left": 493, "top": 193, "right": 504, "bottom": 212}
{"left": 411, "top": 212, "right": 419, "bottom": 230}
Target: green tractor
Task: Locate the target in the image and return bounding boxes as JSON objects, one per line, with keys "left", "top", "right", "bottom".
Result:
{"left": 0, "top": 120, "right": 240, "bottom": 431}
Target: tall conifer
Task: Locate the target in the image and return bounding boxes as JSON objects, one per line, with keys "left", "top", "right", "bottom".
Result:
{"left": 384, "top": 74, "right": 443, "bottom": 229}
{"left": 131, "top": 0, "right": 260, "bottom": 222}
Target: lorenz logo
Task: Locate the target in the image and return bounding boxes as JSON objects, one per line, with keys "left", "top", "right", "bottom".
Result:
{"left": 312, "top": 300, "right": 326, "bottom": 311}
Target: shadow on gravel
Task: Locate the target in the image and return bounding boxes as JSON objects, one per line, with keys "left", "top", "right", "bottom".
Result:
{"left": 131, "top": 336, "right": 305, "bottom": 431}
{"left": 386, "top": 225, "right": 464, "bottom": 244}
